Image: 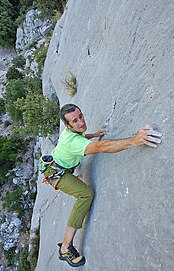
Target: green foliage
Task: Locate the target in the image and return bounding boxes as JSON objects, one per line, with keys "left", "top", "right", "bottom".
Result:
{"left": 35, "top": 0, "right": 66, "bottom": 18}
{"left": 0, "top": 135, "right": 23, "bottom": 184}
{"left": 2, "top": 186, "right": 24, "bottom": 216}
{"left": 12, "top": 55, "right": 26, "bottom": 68}
{"left": 28, "top": 227, "right": 40, "bottom": 271}
{"left": 25, "top": 76, "right": 42, "bottom": 94}
{"left": 0, "top": 98, "right": 5, "bottom": 115}
{"left": 0, "top": 10, "right": 17, "bottom": 47}
{"left": 0, "top": 165, "right": 10, "bottom": 184}
{"left": 16, "top": 91, "right": 59, "bottom": 137}
{"left": 0, "top": 0, "right": 17, "bottom": 47}
{"left": 4, "top": 79, "right": 27, "bottom": 122}
{"left": 34, "top": 43, "right": 49, "bottom": 77}
{"left": 6, "top": 66, "right": 24, "bottom": 81}
{"left": 18, "top": 247, "right": 31, "bottom": 271}
{"left": 4, "top": 247, "right": 17, "bottom": 267}
{"left": 62, "top": 71, "right": 77, "bottom": 97}
{"left": 18, "top": 0, "right": 34, "bottom": 15}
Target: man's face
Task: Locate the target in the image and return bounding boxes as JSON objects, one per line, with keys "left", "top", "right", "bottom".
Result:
{"left": 65, "top": 108, "right": 87, "bottom": 134}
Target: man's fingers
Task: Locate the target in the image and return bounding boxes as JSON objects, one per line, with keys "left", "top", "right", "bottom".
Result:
{"left": 144, "top": 140, "right": 158, "bottom": 148}
{"left": 147, "top": 129, "right": 162, "bottom": 137}
{"left": 146, "top": 136, "right": 161, "bottom": 144}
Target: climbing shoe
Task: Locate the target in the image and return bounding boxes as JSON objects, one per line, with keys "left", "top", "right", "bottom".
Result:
{"left": 58, "top": 243, "right": 86, "bottom": 267}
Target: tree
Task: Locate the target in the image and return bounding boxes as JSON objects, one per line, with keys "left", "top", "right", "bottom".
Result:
{"left": 6, "top": 66, "right": 24, "bottom": 81}
{"left": 0, "top": 98, "right": 5, "bottom": 115}
{"left": 16, "top": 91, "right": 60, "bottom": 137}
{"left": 4, "top": 79, "right": 27, "bottom": 122}
{"left": 2, "top": 186, "right": 24, "bottom": 216}
{"left": 0, "top": 0, "right": 17, "bottom": 47}
{"left": 35, "top": 0, "right": 66, "bottom": 18}
{"left": 12, "top": 55, "right": 26, "bottom": 68}
{"left": 0, "top": 135, "right": 23, "bottom": 184}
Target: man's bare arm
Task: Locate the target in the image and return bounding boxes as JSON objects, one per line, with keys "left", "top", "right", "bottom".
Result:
{"left": 85, "top": 127, "right": 162, "bottom": 155}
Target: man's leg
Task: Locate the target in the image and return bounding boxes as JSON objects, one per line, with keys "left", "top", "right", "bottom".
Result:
{"left": 56, "top": 172, "right": 94, "bottom": 266}
{"left": 61, "top": 226, "right": 77, "bottom": 253}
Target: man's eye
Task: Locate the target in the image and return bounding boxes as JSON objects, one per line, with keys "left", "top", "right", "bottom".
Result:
{"left": 73, "top": 119, "right": 77, "bottom": 123}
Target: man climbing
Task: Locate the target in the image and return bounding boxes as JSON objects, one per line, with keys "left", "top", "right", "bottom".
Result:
{"left": 51, "top": 103, "right": 162, "bottom": 267}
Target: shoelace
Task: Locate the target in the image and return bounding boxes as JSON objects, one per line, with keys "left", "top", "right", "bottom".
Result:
{"left": 68, "top": 245, "right": 80, "bottom": 260}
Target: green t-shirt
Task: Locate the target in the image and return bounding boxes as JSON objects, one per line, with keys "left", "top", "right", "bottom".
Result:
{"left": 52, "top": 128, "right": 91, "bottom": 169}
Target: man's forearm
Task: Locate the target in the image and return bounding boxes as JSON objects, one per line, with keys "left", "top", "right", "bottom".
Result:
{"left": 85, "top": 137, "right": 136, "bottom": 154}
{"left": 97, "top": 137, "right": 136, "bottom": 153}
{"left": 85, "top": 133, "right": 96, "bottom": 139}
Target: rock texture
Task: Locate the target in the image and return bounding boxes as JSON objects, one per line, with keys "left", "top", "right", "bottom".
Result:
{"left": 35, "top": 0, "right": 174, "bottom": 270}
{"left": 16, "top": 9, "right": 51, "bottom": 51}
{"left": 0, "top": 48, "right": 15, "bottom": 96}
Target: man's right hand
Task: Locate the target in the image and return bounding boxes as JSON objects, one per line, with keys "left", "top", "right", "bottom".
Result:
{"left": 133, "top": 125, "right": 162, "bottom": 148}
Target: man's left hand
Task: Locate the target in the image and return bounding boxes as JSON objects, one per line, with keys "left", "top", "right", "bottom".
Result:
{"left": 94, "top": 129, "right": 106, "bottom": 137}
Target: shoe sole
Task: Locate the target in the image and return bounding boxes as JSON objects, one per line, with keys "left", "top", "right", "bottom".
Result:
{"left": 58, "top": 253, "right": 86, "bottom": 267}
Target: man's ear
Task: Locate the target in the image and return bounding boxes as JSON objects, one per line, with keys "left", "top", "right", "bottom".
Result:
{"left": 65, "top": 123, "right": 72, "bottom": 129}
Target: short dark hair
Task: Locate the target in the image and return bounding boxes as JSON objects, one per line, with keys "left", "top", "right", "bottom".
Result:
{"left": 60, "top": 104, "right": 81, "bottom": 124}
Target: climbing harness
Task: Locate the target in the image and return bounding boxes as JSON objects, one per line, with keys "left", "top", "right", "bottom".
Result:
{"left": 39, "top": 154, "right": 77, "bottom": 190}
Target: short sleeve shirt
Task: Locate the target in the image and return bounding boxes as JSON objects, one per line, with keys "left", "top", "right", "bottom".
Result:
{"left": 52, "top": 128, "right": 91, "bottom": 169}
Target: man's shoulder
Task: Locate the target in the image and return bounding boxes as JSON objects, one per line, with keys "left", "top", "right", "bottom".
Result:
{"left": 60, "top": 128, "right": 82, "bottom": 143}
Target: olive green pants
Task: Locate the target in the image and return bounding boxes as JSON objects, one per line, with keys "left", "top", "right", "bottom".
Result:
{"left": 56, "top": 172, "right": 94, "bottom": 229}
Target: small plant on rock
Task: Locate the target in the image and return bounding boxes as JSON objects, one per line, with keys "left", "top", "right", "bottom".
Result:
{"left": 61, "top": 71, "right": 77, "bottom": 97}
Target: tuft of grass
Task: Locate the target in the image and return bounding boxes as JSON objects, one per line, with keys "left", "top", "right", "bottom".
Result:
{"left": 61, "top": 71, "right": 77, "bottom": 97}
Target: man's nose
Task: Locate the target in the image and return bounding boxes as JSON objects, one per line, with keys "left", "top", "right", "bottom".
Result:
{"left": 78, "top": 119, "right": 84, "bottom": 126}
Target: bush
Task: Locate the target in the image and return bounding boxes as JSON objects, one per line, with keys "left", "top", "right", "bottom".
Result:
{"left": 2, "top": 186, "right": 24, "bottom": 216}
{"left": 61, "top": 71, "right": 77, "bottom": 96}
{"left": 0, "top": 98, "right": 5, "bottom": 115}
{"left": 35, "top": 0, "right": 66, "bottom": 18}
{"left": 6, "top": 66, "right": 24, "bottom": 81}
{"left": 4, "top": 247, "right": 17, "bottom": 267}
{"left": 16, "top": 91, "right": 60, "bottom": 137}
{"left": 12, "top": 55, "right": 26, "bottom": 68}
{"left": 28, "top": 227, "right": 40, "bottom": 271}
{"left": 0, "top": 135, "right": 23, "bottom": 184}
{"left": 4, "top": 79, "right": 27, "bottom": 122}
{"left": 18, "top": 247, "right": 31, "bottom": 271}
{"left": 34, "top": 43, "right": 49, "bottom": 77}
{"left": 0, "top": 1, "right": 17, "bottom": 47}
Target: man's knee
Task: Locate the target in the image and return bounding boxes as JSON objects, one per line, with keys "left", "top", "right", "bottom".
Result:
{"left": 85, "top": 186, "right": 94, "bottom": 203}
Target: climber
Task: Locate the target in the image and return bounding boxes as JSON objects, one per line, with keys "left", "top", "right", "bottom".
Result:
{"left": 51, "top": 103, "right": 162, "bottom": 267}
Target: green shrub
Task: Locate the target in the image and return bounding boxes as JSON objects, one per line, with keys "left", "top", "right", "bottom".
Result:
{"left": 2, "top": 186, "right": 24, "bottom": 216}
{"left": 12, "top": 55, "right": 26, "bottom": 68}
{"left": 0, "top": 2, "right": 17, "bottom": 47}
{"left": 35, "top": 0, "right": 66, "bottom": 18}
{"left": 6, "top": 66, "right": 24, "bottom": 81}
{"left": 0, "top": 135, "right": 23, "bottom": 184}
{"left": 4, "top": 247, "right": 17, "bottom": 267}
{"left": 0, "top": 165, "right": 10, "bottom": 184}
{"left": 18, "top": 247, "right": 31, "bottom": 271}
{"left": 34, "top": 43, "right": 49, "bottom": 77}
{"left": 4, "top": 79, "right": 27, "bottom": 122}
{"left": 28, "top": 227, "right": 40, "bottom": 271}
{"left": 25, "top": 77, "right": 42, "bottom": 94}
{"left": 0, "top": 98, "right": 5, "bottom": 115}
{"left": 16, "top": 91, "right": 60, "bottom": 137}
{"left": 62, "top": 71, "right": 77, "bottom": 96}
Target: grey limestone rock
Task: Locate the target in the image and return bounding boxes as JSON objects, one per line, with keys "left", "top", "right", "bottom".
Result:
{"left": 33, "top": 0, "right": 174, "bottom": 270}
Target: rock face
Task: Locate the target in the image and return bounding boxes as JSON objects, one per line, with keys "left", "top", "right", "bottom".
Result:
{"left": 35, "top": 0, "right": 174, "bottom": 270}
{"left": 16, "top": 9, "right": 51, "bottom": 51}
{"left": 0, "top": 48, "right": 15, "bottom": 96}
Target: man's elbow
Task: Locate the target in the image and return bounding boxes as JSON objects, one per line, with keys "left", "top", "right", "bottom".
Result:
{"left": 85, "top": 141, "right": 103, "bottom": 155}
